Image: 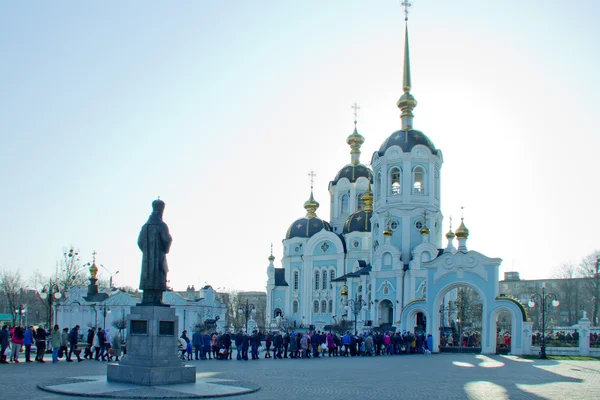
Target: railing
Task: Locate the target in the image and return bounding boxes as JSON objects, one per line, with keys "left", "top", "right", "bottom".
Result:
{"left": 590, "top": 328, "right": 600, "bottom": 348}
{"left": 532, "top": 331, "right": 580, "bottom": 348}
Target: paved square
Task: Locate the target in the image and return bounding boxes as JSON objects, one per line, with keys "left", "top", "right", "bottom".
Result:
{"left": 3, "top": 354, "right": 600, "bottom": 399}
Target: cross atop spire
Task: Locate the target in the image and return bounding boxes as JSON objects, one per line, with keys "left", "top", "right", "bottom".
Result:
{"left": 402, "top": 1, "right": 412, "bottom": 21}
{"left": 92, "top": 250, "right": 97, "bottom": 264}
{"left": 351, "top": 102, "right": 361, "bottom": 126}
{"left": 308, "top": 170, "right": 317, "bottom": 191}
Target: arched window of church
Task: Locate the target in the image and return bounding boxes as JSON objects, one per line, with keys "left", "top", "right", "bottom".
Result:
{"left": 321, "top": 300, "right": 327, "bottom": 314}
{"left": 390, "top": 167, "right": 401, "bottom": 195}
{"left": 330, "top": 270, "right": 335, "bottom": 284}
{"left": 328, "top": 300, "right": 333, "bottom": 313}
{"left": 383, "top": 253, "right": 392, "bottom": 270}
{"left": 322, "top": 270, "right": 327, "bottom": 290}
{"left": 314, "top": 300, "right": 319, "bottom": 313}
{"left": 314, "top": 271, "right": 320, "bottom": 290}
{"left": 356, "top": 192, "right": 365, "bottom": 210}
{"left": 376, "top": 172, "right": 382, "bottom": 201}
{"left": 340, "top": 193, "right": 349, "bottom": 214}
{"left": 293, "top": 271, "right": 299, "bottom": 290}
{"left": 434, "top": 168, "right": 440, "bottom": 200}
{"left": 293, "top": 300, "right": 299, "bottom": 314}
{"left": 413, "top": 166, "right": 425, "bottom": 195}
{"left": 367, "top": 284, "right": 372, "bottom": 304}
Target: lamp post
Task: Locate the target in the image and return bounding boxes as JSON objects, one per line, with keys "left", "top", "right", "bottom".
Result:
{"left": 98, "top": 305, "right": 111, "bottom": 329}
{"left": 39, "top": 279, "right": 62, "bottom": 328}
{"left": 529, "top": 285, "right": 559, "bottom": 359}
{"left": 238, "top": 299, "right": 256, "bottom": 332}
{"left": 342, "top": 296, "right": 367, "bottom": 334}
{"left": 100, "top": 265, "right": 119, "bottom": 288}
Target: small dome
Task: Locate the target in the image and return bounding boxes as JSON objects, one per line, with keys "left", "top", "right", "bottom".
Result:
{"left": 286, "top": 217, "right": 332, "bottom": 239}
{"left": 331, "top": 163, "right": 373, "bottom": 186}
{"left": 340, "top": 285, "right": 348, "bottom": 296}
{"left": 455, "top": 218, "right": 469, "bottom": 239}
{"left": 445, "top": 229, "right": 456, "bottom": 239}
{"left": 378, "top": 129, "right": 437, "bottom": 156}
{"left": 342, "top": 210, "right": 372, "bottom": 234}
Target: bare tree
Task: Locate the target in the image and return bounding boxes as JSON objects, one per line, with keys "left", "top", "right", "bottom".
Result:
{"left": 56, "top": 247, "right": 88, "bottom": 293}
{"left": 0, "top": 269, "right": 25, "bottom": 326}
{"left": 552, "top": 263, "right": 580, "bottom": 325}
{"left": 578, "top": 250, "right": 600, "bottom": 326}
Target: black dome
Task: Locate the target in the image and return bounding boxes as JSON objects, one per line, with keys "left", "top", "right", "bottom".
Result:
{"left": 331, "top": 163, "right": 373, "bottom": 185}
{"left": 378, "top": 129, "right": 437, "bottom": 155}
{"left": 342, "top": 210, "right": 372, "bottom": 234}
{"left": 286, "top": 217, "right": 332, "bottom": 239}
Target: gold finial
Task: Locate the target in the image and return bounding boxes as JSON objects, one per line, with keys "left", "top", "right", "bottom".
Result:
{"left": 340, "top": 285, "right": 348, "bottom": 296}
{"left": 455, "top": 213, "right": 469, "bottom": 239}
{"left": 361, "top": 181, "right": 374, "bottom": 212}
{"left": 304, "top": 171, "right": 319, "bottom": 218}
{"left": 446, "top": 215, "right": 455, "bottom": 239}
{"left": 347, "top": 103, "right": 365, "bottom": 166}
{"left": 268, "top": 243, "right": 275, "bottom": 262}
{"left": 420, "top": 209, "right": 430, "bottom": 235}
{"left": 383, "top": 211, "right": 393, "bottom": 236}
{"left": 397, "top": 3, "right": 417, "bottom": 130}
{"left": 89, "top": 250, "right": 99, "bottom": 280}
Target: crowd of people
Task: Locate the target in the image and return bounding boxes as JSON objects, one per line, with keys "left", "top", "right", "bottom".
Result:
{"left": 179, "top": 328, "right": 435, "bottom": 361}
{"left": 0, "top": 324, "right": 123, "bottom": 364}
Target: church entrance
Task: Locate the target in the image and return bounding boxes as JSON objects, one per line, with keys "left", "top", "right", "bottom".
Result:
{"left": 378, "top": 299, "right": 394, "bottom": 326}
{"left": 495, "top": 310, "right": 512, "bottom": 354}
{"left": 438, "top": 286, "right": 482, "bottom": 353}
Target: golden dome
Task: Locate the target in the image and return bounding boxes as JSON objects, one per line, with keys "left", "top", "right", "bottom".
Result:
{"left": 361, "top": 182, "right": 374, "bottom": 212}
{"left": 303, "top": 191, "right": 319, "bottom": 218}
{"left": 455, "top": 218, "right": 469, "bottom": 239}
{"left": 446, "top": 229, "right": 455, "bottom": 239}
{"left": 340, "top": 285, "right": 348, "bottom": 296}
{"left": 89, "top": 262, "right": 98, "bottom": 280}
{"left": 383, "top": 227, "right": 393, "bottom": 236}
{"left": 420, "top": 226, "right": 430, "bottom": 235}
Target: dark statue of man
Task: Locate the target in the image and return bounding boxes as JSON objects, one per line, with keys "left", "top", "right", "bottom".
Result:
{"left": 138, "top": 198, "right": 172, "bottom": 305}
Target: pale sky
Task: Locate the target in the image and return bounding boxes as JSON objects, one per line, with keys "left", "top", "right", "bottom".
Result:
{"left": 1, "top": 1, "right": 598, "bottom": 293}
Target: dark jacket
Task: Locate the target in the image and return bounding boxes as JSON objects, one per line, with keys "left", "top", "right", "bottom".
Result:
{"left": 69, "top": 327, "right": 79, "bottom": 345}
{"left": 87, "top": 329, "right": 95, "bottom": 345}
{"left": 97, "top": 331, "right": 106, "bottom": 346}
{"left": 192, "top": 331, "right": 203, "bottom": 347}
{"left": 235, "top": 333, "right": 243, "bottom": 346}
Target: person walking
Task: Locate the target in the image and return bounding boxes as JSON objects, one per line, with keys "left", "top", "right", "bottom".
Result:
{"left": 68, "top": 325, "right": 83, "bottom": 362}
{"left": 23, "top": 326, "right": 34, "bottom": 362}
{"left": 61, "top": 327, "right": 70, "bottom": 361}
{"left": 203, "top": 332, "right": 212, "bottom": 360}
{"left": 111, "top": 330, "right": 122, "bottom": 362}
{"left": 95, "top": 328, "right": 107, "bottom": 361}
{"left": 51, "top": 325, "right": 62, "bottom": 363}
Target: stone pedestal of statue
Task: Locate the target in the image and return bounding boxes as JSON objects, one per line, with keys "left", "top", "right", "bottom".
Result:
{"left": 107, "top": 306, "right": 196, "bottom": 385}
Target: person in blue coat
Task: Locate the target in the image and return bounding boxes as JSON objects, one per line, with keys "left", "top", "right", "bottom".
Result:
{"left": 235, "top": 331, "right": 244, "bottom": 360}
{"left": 192, "top": 329, "right": 203, "bottom": 360}
{"left": 426, "top": 333, "right": 433, "bottom": 353}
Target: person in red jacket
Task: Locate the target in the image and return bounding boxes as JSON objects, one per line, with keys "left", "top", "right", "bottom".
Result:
{"left": 10, "top": 326, "right": 25, "bottom": 363}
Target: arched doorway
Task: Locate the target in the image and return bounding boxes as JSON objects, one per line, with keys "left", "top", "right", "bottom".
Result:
{"left": 416, "top": 312, "right": 426, "bottom": 333}
{"left": 438, "top": 285, "right": 483, "bottom": 353}
{"left": 495, "top": 310, "right": 512, "bottom": 354}
{"left": 379, "top": 300, "right": 394, "bottom": 326}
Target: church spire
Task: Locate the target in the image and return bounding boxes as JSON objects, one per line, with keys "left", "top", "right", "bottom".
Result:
{"left": 346, "top": 102, "right": 365, "bottom": 166}
{"left": 397, "top": 2, "right": 417, "bottom": 130}
{"left": 304, "top": 170, "right": 320, "bottom": 218}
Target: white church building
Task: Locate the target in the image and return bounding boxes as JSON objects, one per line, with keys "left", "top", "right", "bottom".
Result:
{"left": 266, "top": 18, "right": 531, "bottom": 355}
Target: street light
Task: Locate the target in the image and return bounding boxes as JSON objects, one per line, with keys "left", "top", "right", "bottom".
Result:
{"left": 529, "top": 285, "right": 559, "bottom": 359}
{"left": 341, "top": 294, "right": 367, "bottom": 334}
{"left": 238, "top": 299, "right": 256, "bottom": 332}
{"left": 99, "top": 265, "right": 119, "bottom": 288}
{"left": 39, "top": 279, "right": 62, "bottom": 328}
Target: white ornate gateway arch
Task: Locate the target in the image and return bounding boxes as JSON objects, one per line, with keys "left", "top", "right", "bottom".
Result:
{"left": 400, "top": 250, "right": 530, "bottom": 355}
